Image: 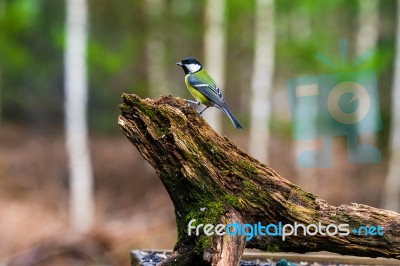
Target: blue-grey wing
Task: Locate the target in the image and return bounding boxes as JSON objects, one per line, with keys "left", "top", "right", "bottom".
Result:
{"left": 187, "top": 75, "right": 225, "bottom": 107}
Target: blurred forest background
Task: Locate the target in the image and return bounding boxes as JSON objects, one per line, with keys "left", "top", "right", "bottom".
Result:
{"left": 1, "top": 0, "right": 400, "bottom": 265}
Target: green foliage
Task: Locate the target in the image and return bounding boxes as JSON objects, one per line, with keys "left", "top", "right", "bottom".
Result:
{"left": 0, "top": 0, "right": 64, "bottom": 123}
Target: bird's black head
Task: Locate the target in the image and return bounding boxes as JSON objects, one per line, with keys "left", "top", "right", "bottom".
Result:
{"left": 176, "top": 57, "right": 203, "bottom": 74}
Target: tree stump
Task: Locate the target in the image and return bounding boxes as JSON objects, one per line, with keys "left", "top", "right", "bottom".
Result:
{"left": 118, "top": 94, "right": 400, "bottom": 266}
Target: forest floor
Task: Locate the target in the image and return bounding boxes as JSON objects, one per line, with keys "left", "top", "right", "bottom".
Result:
{"left": 0, "top": 123, "right": 388, "bottom": 265}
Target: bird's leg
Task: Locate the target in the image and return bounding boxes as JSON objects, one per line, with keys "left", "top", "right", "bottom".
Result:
{"left": 198, "top": 106, "right": 210, "bottom": 116}
{"left": 184, "top": 99, "right": 200, "bottom": 106}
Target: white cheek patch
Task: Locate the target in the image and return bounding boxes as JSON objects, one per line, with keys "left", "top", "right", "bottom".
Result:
{"left": 186, "top": 63, "right": 201, "bottom": 73}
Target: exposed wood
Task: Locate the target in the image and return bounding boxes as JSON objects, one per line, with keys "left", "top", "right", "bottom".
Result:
{"left": 119, "top": 94, "right": 400, "bottom": 266}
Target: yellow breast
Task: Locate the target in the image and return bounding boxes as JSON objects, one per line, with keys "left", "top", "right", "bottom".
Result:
{"left": 184, "top": 75, "right": 211, "bottom": 106}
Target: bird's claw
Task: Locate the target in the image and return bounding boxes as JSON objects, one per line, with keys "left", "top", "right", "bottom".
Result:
{"left": 184, "top": 99, "right": 200, "bottom": 106}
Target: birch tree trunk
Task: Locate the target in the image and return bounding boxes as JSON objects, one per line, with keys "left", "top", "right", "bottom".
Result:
{"left": 289, "top": 3, "right": 311, "bottom": 42}
{"left": 203, "top": 0, "right": 226, "bottom": 133}
{"left": 64, "top": 0, "right": 94, "bottom": 232}
{"left": 0, "top": 1, "right": 4, "bottom": 127}
{"left": 0, "top": 70, "right": 2, "bottom": 127}
{"left": 383, "top": 0, "right": 400, "bottom": 212}
{"left": 356, "top": 0, "right": 379, "bottom": 147}
{"left": 290, "top": 6, "right": 317, "bottom": 192}
{"left": 356, "top": 0, "right": 379, "bottom": 55}
{"left": 249, "top": 0, "right": 275, "bottom": 164}
{"left": 145, "top": 0, "right": 168, "bottom": 98}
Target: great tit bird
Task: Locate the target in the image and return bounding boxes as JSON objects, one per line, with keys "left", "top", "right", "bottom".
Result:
{"left": 176, "top": 57, "right": 243, "bottom": 129}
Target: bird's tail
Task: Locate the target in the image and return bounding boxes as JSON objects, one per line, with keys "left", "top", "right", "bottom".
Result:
{"left": 221, "top": 105, "right": 243, "bottom": 129}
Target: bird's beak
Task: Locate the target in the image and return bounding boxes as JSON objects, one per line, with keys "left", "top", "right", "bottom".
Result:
{"left": 176, "top": 62, "right": 183, "bottom": 66}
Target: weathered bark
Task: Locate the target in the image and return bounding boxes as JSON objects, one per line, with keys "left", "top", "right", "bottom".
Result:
{"left": 118, "top": 94, "right": 400, "bottom": 266}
